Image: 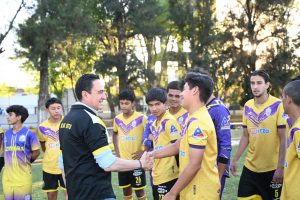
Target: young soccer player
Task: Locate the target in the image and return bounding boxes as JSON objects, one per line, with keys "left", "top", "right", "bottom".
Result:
{"left": 113, "top": 89, "right": 147, "bottom": 200}
{"left": 230, "top": 70, "right": 286, "bottom": 200}
{"left": 151, "top": 73, "right": 220, "bottom": 200}
{"left": 166, "top": 81, "right": 188, "bottom": 127}
{"left": 38, "top": 97, "right": 67, "bottom": 200}
{"left": 280, "top": 80, "right": 300, "bottom": 200}
{"left": 2, "top": 105, "right": 40, "bottom": 200}
{"left": 146, "top": 88, "right": 181, "bottom": 200}
{"left": 189, "top": 67, "right": 232, "bottom": 198}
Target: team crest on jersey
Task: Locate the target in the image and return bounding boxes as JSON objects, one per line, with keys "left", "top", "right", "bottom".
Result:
{"left": 193, "top": 127, "right": 204, "bottom": 139}
{"left": 131, "top": 120, "right": 137, "bottom": 128}
{"left": 170, "top": 125, "right": 178, "bottom": 135}
{"left": 18, "top": 135, "right": 26, "bottom": 142}
{"left": 282, "top": 112, "right": 289, "bottom": 119}
{"left": 221, "top": 117, "right": 231, "bottom": 130}
{"left": 265, "top": 107, "right": 272, "bottom": 116}
{"left": 178, "top": 116, "right": 184, "bottom": 124}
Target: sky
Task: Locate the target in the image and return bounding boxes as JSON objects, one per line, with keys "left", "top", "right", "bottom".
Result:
{"left": 0, "top": 0, "right": 35, "bottom": 88}
{"left": 0, "top": 0, "right": 299, "bottom": 88}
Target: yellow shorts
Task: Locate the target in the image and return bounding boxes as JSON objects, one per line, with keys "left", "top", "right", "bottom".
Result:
{"left": 3, "top": 181, "right": 32, "bottom": 200}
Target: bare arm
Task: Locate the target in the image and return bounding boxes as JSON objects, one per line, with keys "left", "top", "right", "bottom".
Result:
{"left": 104, "top": 152, "right": 153, "bottom": 172}
{"left": 40, "top": 141, "right": 46, "bottom": 152}
{"left": 230, "top": 128, "right": 249, "bottom": 176}
{"left": 272, "top": 128, "right": 286, "bottom": 183}
{"left": 30, "top": 149, "right": 40, "bottom": 163}
{"left": 153, "top": 139, "right": 180, "bottom": 159}
{"left": 112, "top": 131, "right": 120, "bottom": 157}
{"left": 217, "top": 163, "right": 227, "bottom": 180}
{"left": 163, "top": 147, "right": 204, "bottom": 199}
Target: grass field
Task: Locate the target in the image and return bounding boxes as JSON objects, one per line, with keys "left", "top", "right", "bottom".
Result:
{"left": 0, "top": 130, "right": 245, "bottom": 200}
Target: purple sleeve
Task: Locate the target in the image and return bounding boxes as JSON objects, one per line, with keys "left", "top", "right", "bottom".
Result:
{"left": 142, "top": 115, "right": 155, "bottom": 149}
{"left": 142, "top": 121, "right": 152, "bottom": 148}
{"left": 208, "top": 106, "right": 232, "bottom": 163}
{"left": 28, "top": 131, "right": 40, "bottom": 151}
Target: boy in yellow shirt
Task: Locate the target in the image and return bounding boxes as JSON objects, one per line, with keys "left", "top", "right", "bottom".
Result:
{"left": 38, "top": 98, "right": 67, "bottom": 200}
{"left": 281, "top": 80, "right": 300, "bottom": 200}
{"left": 146, "top": 88, "right": 181, "bottom": 200}
{"left": 113, "top": 89, "right": 147, "bottom": 200}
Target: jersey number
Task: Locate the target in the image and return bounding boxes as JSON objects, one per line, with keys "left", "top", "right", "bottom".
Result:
{"left": 135, "top": 176, "right": 141, "bottom": 184}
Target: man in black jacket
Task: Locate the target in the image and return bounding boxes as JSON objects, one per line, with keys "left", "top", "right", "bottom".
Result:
{"left": 59, "top": 74, "right": 152, "bottom": 200}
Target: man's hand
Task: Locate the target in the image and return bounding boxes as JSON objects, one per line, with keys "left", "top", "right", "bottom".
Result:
{"left": 230, "top": 161, "right": 238, "bottom": 176}
{"left": 132, "top": 150, "right": 144, "bottom": 160}
{"left": 272, "top": 167, "right": 284, "bottom": 183}
{"left": 140, "top": 152, "right": 154, "bottom": 170}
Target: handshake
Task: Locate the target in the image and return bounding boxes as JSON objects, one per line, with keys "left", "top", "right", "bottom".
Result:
{"left": 139, "top": 151, "right": 155, "bottom": 170}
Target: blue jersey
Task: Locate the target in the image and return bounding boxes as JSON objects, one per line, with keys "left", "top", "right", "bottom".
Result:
{"left": 207, "top": 98, "right": 232, "bottom": 177}
{"left": 142, "top": 114, "right": 156, "bottom": 149}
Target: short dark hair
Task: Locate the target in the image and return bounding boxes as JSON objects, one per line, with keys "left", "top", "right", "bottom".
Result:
{"left": 184, "top": 72, "right": 214, "bottom": 103}
{"left": 189, "top": 67, "right": 211, "bottom": 77}
{"left": 6, "top": 105, "right": 29, "bottom": 123}
{"left": 45, "top": 97, "right": 63, "bottom": 109}
{"left": 250, "top": 69, "right": 270, "bottom": 83}
{"left": 75, "top": 74, "right": 100, "bottom": 100}
{"left": 119, "top": 89, "right": 136, "bottom": 102}
{"left": 146, "top": 88, "right": 167, "bottom": 104}
{"left": 283, "top": 80, "right": 300, "bottom": 106}
{"left": 167, "top": 81, "right": 183, "bottom": 92}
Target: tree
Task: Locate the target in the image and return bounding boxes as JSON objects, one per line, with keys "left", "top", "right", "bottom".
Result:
{"left": 217, "top": 0, "right": 299, "bottom": 105}
{"left": 17, "top": 0, "right": 97, "bottom": 122}
{"left": 93, "top": 0, "right": 168, "bottom": 116}
{"left": 0, "top": 0, "right": 25, "bottom": 54}
{"left": 168, "top": 0, "right": 216, "bottom": 70}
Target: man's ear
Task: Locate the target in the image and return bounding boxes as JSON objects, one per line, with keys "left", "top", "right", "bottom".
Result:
{"left": 287, "top": 95, "right": 293, "bottom": 105}
{"left": 191, "top": 86, "right": 199, "bottom": 96}
{"left": 82, "top": 90, "right": 88, "bottom": 99}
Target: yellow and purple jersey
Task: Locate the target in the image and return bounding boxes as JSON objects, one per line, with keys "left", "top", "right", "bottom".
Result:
{"left": 2, "top": 126, "right": 40, "bottom": 186}
{"left": 281, "top": 117, "right": 300, "bottom": 200}
{"left": 113, "top": 111, "right": 146, "bottom": 160}
{"left": 150, "top": 112, "right": 180, "bottom": 185}
{"left": 207, "top": 98, "right": 232, "bottom": 177}
{"left": 242, "top": 95, "right": 286, "bottom": 172}
{"left": 38, "top": 118, "right": 63, "bottom": 174}
{"left": 179, "top": 106, "right": 220, "bottom": 199}
{"left": 167, "top": 107, "right": 188, "bottom": 128}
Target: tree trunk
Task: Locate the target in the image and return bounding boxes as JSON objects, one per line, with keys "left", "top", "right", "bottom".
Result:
{"left": 116, "top": 10, "right": 127, "bottom": 92}
{"left": 37, "top": 49, "right": 50, "bottom": 124}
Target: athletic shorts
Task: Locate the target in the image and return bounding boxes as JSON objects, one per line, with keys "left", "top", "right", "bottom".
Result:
{"left": 42, "top": 171, "right": 66, "bottom": 192}
{"left": 237, "top": 166, "right": 281, "bottom": 200}
{"left": 118, "top": 168, "right": 146, "bottom": 190}
{"left": 153, "top": 178, "right": 178, "bottom": 200}
{"left": 3, "top": 182, "right": 32, "bottom": 200}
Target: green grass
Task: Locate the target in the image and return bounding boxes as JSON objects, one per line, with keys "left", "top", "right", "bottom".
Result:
{"left": 0, "top": 129, "right": 245, "bottom": 199}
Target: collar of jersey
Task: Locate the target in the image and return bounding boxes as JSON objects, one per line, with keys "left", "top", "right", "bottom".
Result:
{"left": 75, "top": 102, "right": 98, "bottom": 115}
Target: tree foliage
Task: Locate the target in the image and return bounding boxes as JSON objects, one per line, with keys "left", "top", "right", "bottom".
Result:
{"left": 217, "top": 0, "right": 299, "bottom": 105}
